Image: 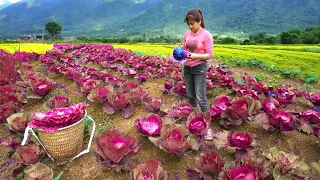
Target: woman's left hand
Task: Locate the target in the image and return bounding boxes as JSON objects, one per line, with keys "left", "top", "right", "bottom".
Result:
{"left": 188, "top": 53, "right": 210, "bottom": 60}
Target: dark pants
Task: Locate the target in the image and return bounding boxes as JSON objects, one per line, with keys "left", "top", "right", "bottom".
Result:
{"left": 183, "top": 62, "right": 209, "bottom": 112}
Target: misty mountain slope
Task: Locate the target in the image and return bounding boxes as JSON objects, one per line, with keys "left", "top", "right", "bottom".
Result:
{"left": 117, "top": 0, "right": 320, "bottom": 37}
{"left": 0, "top": 0, "right": 319, "bottom": 38}
{"left": 0, "top": 0, "right": 162, "bottom": 38}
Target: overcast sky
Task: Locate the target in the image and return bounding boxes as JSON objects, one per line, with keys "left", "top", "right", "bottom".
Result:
{"left": 0, "top": 0, "right": 21, "bottom": 5}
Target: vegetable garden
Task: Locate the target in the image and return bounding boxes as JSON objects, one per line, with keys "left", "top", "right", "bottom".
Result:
{"left": 0, "top": 43, "right": 320, "bottom": 180}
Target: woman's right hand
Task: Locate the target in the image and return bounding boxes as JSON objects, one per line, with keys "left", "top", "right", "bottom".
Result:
{"left": 173, "top": 47, "right": 190, "bottom": 61}
{"left": 182, "top": 50, "right": 191, "bottom": 59}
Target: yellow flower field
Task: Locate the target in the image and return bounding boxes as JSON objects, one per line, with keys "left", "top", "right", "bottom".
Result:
{"left": 0, "top": 43, "right": 53, "bottom": 54}
{"left": 113, "top": 44, "right": 320, "bottom": 75}
{"left": 1, "top": 43, "right": 320, "bottom": 75}
{"left": 113, "top": 43, "right": 175, "bottom": 58}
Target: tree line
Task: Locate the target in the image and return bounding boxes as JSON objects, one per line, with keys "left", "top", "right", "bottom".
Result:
{"left": 19, "top": 20, "right": 320, "bottom": 45}
{"left": 76, "top": 36, "right": 182, "bottom": 44}
{"left": 221, "top": 26, "right": 320, "bottom": 45}
{"left": 75, "top": 26, "right": 320, "bottom": 45}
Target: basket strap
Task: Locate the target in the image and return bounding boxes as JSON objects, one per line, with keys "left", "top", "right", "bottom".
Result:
{"left": 69, "top": 115, "right": 96, "bottom": 161}
{"left": 21, "top": 126, "right": 55, "bottom": 161}
{"left": 21, "top": 115, "right": 96, "bottom": 163}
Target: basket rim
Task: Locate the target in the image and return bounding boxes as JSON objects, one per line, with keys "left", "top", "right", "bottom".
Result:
{"left": 37, "top": 110, "right": 87, "bottom": 132}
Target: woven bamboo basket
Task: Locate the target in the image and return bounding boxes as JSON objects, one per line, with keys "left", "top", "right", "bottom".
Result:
{"left": 37, "top": 114, "right": 86, "bottom": 163}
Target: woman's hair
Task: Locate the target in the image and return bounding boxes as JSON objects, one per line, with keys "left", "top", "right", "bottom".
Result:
{"left": 184, "top": 9, "right": 205, "bottom": 28}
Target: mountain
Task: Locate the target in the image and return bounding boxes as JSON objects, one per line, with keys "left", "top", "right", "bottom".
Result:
{"left": 0, "top": 1, "right": 13, "bottom": 10}
{"left": 117, "top": 0, "right": 320, "bottom": 37}
{"left": 0, "top": 0, "right": 320, "bottom": 39}
{"left": 0, "top": 0, "right": 162, "bottom": 39}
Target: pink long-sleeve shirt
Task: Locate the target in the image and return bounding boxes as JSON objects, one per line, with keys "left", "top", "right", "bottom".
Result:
{"left": 182, "top": 28, "right": 213, "bottom": 67}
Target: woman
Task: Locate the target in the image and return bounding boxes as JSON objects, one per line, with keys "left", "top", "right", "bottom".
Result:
{"left": 182, "top": 9, "right": 213, "bottom": 112}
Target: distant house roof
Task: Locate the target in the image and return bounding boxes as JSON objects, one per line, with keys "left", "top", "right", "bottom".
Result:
{"left": 63, "top": 36, "right": 76, "bottom": 41}
{"left": 20, "top": 34, "right": 36, "bottom": 40}
{"left": 20, "top": 34, "right": 44, "bottom": 40}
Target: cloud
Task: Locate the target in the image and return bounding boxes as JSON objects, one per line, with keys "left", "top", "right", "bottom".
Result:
{"left": 7, "top": 0, "right": 21, "bottom": 3}
{"left": 0, "top": 0, "right": 21, "bottom": 5}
